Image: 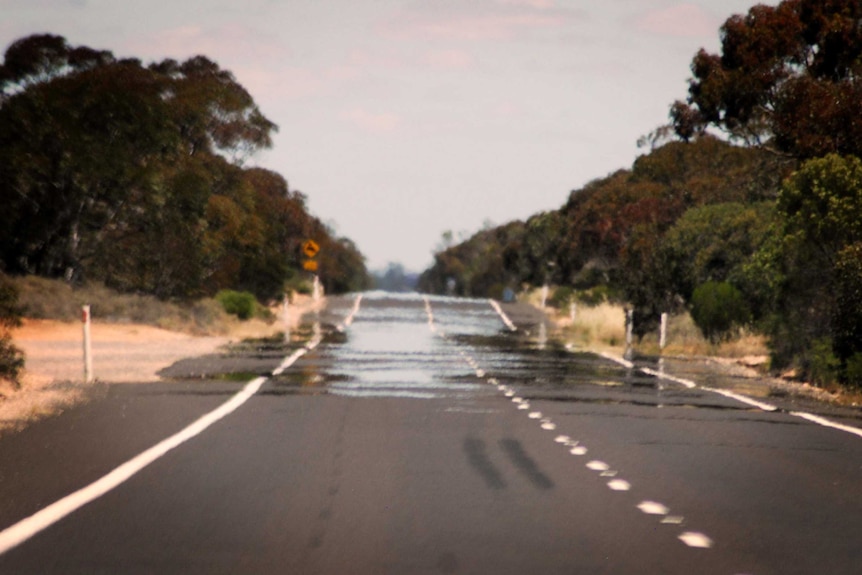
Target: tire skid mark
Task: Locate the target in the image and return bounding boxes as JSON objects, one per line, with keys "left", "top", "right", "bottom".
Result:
{"left": 499, "top": 438, "right": 554, "bottom": 490}
{"left": 463, "top": 437, "right": 507, "bottom": 490}
{"left": 306, "top": 401, "right": 350, "bottom": 556}
{"left": 423, "top": 297, "right": 716, "bottom": 553}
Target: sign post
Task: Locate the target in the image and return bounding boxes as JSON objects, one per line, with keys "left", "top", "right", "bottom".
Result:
{"left": 302, "top": 239, "right": 321, "bottom": 301}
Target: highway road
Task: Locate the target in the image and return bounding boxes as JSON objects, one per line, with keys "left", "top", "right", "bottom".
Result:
{"left": 1, "top": 292, "right": 862, "bottom": 574}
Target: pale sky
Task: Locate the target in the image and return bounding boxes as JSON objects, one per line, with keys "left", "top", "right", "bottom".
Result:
{"left": 0, "top": 0, "right": 775, "bottom": 272}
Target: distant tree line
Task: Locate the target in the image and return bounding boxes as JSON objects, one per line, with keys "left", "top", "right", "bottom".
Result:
{"left": 372, "top": 263, "right": 419, "bottom": 293}
{"left": 420, "top": 0, "right": 862, "bottom": 388}
{"left": 0, "top": 34, "right": 369, "bottom": 302}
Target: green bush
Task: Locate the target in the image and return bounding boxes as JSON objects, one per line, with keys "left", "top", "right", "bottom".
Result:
{"left": 806, "top": 337, "right": 840, "bottom": 387}
{"left": 0, "top": 274, "right": 25, "bottom": 385}
{"left": 215, "top": 290, "right": 258, "bottom": 320}
{"left": 0, "top": 335, "right": 24, "bottom": 384}
{"left": 575, "top": 285, "right": 614, "bottom": 307}
{"left": 844, "top": 352, "right": 862, "bottom": 388}
{"left": 690, "top": 281, "right": 751, "bottom": 343}
{"left": 549, "top": 286, "right": 575, "bottom": 309}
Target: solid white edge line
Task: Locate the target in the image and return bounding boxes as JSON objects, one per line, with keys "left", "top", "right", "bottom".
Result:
{"left": 599, "top": 351, "right": 634, "bottom": 369}
{"left": 601, "top": 351, "right": 862, "bottom": 440}
{"left": 640, "top": 368, "right": 696, "bottom": 389}
{"left": 702, "top": 386, "right": 778, "bottom": 412}
{"left": 0, "top": 376, "right": 267, "bottom": 555}
{"left": 489, "top": 299, "right": 517, "bottom": 332}
{"left": 0, "top": 321, "right": 329, "bottom": 557}
{"left": 423, "top": 296, "right": 437, "bottom": 333}
{"left": 343, "top": 294, "right": 363, "bottom": 328}
{"left": 790, "top": 411, "right": 862, "bottom": 439}
{"left": 272, "top": 348, "right": 308, "bottom": 376}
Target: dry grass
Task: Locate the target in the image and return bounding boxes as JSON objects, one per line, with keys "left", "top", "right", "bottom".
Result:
{"left": 1, "top": 286, "right": 322, "bottom": 436}
{"left": 12, "top": 276, "right": 236, "bottom": 335}
{"left": 639, "top": 313, "right": 769, "bottom": 359}
{"left": 535, "top": 286, "right": 769, "bottom": 361}
{"left": 560, "top": 303, "right": 628, "bottom": 352}
{"left": 0, "top": 377, "right": 88, "bottom": 436}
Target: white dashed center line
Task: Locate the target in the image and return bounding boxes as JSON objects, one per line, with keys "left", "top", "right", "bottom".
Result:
{"left": 607, "top": 479, "right": 632, "bottom": 492}
{"left": 679, "top": 532, "right": 714, "bottom": 549}
{"left": 637, "top": 501, "right": 670, "bottom": 515}
{"left": 422, "top": 298, "right": 719, "bottom": 556}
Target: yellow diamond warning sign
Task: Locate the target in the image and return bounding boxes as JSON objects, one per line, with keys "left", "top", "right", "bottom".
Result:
{"left": 302, "top": 239, "right": 320, "bottom": 259}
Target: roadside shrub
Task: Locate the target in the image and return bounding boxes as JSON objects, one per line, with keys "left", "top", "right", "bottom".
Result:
{"left": 844, "top": 352, "right": 862, "bottom": 388}
{"left": 549, "top": 286, "right": 575, "bottom": 309}
{"left": 215, "top": 290, "right": 258, "bottom": 320}
{"left": 0, "top": 273, "right": 25, "bottom": 385}
{"left": 833, "top": 242, "right": 862, "bottom": 366}
{"left": 806, "top": 337, "right": 840, "bottom": 387}
{"left": 0, "top": 335, "right": 24, "bottom": 385}
{"left": 8, "top": 276, "right": 233, "bottom": 335}
{"left": 575, "top": 285, "right": 615, "bottom": 307}
{"left": 690, "top": 281, "right": 751, "bottom": 343}
{"left": 12, "top": 275, "right": 77, "bottom": 320}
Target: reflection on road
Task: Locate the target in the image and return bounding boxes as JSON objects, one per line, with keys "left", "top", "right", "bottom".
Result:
{"left": 274, "top": 292, "right": 657, "bottom": 407}
{"left": 326, "top": 293, "right": 490, "bottom": 400}
{"left": 269, "top": 291, "right": 859, "bottom": 426}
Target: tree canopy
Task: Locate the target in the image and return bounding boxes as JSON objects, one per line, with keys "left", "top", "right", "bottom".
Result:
{"left": 0, "top": 34, "right": 368, "bottom": 300}
{"left": 420, "top": 137, "right": 787, "bottom": 315}
{"left": 671, "top": 0, "right": 862, "bottom": 159}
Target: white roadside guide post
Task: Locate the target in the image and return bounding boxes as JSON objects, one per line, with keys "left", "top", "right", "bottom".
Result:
{"left": 313, "top": 274, "right": 321, "bottom": 302}
{"left": 624, "top": 308, "right": 634, "bottom": 360}
{"left": 540, "top": 260, "right": 555, "bottom": 309}
{"left": 660, "top": 312, "right": 668, "bottom": 350}
{"left": 282, "top": 297, "right": 291, "bottom": 342}
{"left": 625, "top": 308, "right": 634, "bottom": 347}
{"left": 82, "top": 305, "right": 93, "bottom": 383}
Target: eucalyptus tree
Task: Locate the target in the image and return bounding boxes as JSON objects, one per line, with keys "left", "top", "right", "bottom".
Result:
{"left": 671, "top": 0, "right": 862, "bottom": 160}
{"left": 0, "top": 34, "right": 278, "bottom": 297}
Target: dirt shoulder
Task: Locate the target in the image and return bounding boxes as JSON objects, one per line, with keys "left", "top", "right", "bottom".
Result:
{"left": 0, "top": 295, "right": 323, "bottom": 435}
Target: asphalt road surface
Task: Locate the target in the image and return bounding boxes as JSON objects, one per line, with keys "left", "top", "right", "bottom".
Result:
{"left": 1, "top": 292, "right": 862, "bottom": 574}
